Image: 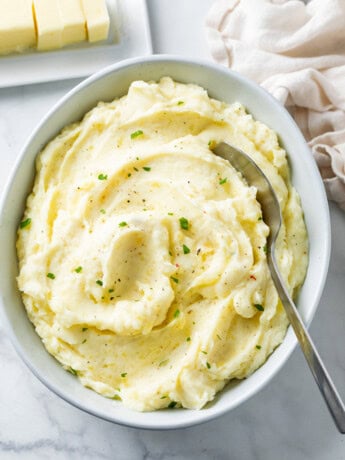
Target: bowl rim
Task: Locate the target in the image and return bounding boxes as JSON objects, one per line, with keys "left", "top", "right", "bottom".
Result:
{"left": 0, "top": 54, "right": 331, "bottom": 430}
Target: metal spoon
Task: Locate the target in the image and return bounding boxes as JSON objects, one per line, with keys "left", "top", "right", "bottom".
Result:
{"left": 212, "top": 142, "right": 345, "bottom": 434}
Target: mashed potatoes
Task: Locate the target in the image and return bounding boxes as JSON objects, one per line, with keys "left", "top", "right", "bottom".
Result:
{"left": 17, "top": 77, "right": 308, "bottom": 411}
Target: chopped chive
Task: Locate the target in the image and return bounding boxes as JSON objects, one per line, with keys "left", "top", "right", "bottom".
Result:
{"left": 100, "top": 209, "right": 106, "bottom": 214}
{"left": 177, "top": 101, "right": 184, "bottom": 105}
{"left": 258, "top": 216, "right": 263, "bottom": 221}
{"left": 208, "top": 140, "right": 217, "bottom": 149}
{"left": 98, "top": 173, "right": 108, "bottom": 180}
{"left": 206, "top": 362, "right": 211, "bottom": 369}
{"left": 168, "top": 401, "right": 177, "bottom": 409}
{"left": 96, "top": 279, "right": 103, "bottom": 286}
{"left": 179, "top": 217, "right": 189, "bottom": 230}
{"left": 127, "top": 173, "right": 132, "bottom": 177}
{"left": 254, "top": 304, "right": 264, "bottom": 312}
{"left": 201, "top": 350, "right": 207, "bottom": 355}
{"left": 216, "top": 334, "right": 222, "bottom": 340}
{"left": 136, "top": 157, "right": 140, "bottom": 160}
{"left": 111, "top": 394, "right": 122, "bottom": 401}
{"left": 82, "top": 339, "right": 87, "bottom": 344}
{"left": 256, "top": 345, "right": 262, "bottom": 350}
{"left": 182, "top": 244, "right": 190, "bottom": 254}
{"left": 160, "top": 395, "right": 167, "bottom": 399}
{"left": 263, "top": 244, "right": 268, "bottom": 254}
{"left": 174, "top": 309, "right": 180, "bottom": 318}
{"left": 19, "top": 217, "right": 31, "bottom": 229}
{"left": 108, "top": 288, "right": 114, "bottom": 293}
{"left": 219, "top": 177, "right": 227, "bottom": 185}
{"left": 186, "top": 336, "right": 191, "bottom": 342}
{"left": 133, "top": 167, "right": 139, "bottom": 172}
{"left": 75, "top": 266, "right": 82, "bottom": 273}
{"left": 82, "top": 327, "right": 88, "bottom": 332}
{"left": 68, "top": 367, "right": 78, "bottom": 376}
{"left": 168, "top": 212, "right": 174, "bottom": 216}
{"left": 143, "top": 166, "right": 151, "bottom": 171}
{"left": 47, "top": 272, "right": 55, "bottom": 279}
{"left": 119, "top": 221, "right": 128, "bottom": 227}
{"left": 130, "top": 130, "right": 143, "bottom": 139}
{"left": 121, "top": 372, "right": 127, "bottom": 378}
{"left": 171, "top": 276, "right": 179, "bottom": 284}
{"left": 159, "top": 359, "right": 169, "bottom": 367}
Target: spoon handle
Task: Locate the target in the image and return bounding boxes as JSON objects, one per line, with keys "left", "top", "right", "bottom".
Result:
{"left": 269, "top": 252, "right": 345, "bottom": 434}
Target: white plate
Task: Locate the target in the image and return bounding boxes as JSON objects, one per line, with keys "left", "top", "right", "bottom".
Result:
{"left": 0, "top": 0, "right": 152, "bottom": 88}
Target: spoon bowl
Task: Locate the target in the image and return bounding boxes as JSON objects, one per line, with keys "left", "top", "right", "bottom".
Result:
{"left": 212, "top": 141, "right": 345, "bottom": 434}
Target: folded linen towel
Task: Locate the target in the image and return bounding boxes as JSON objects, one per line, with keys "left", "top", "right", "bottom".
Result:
{"left": 206, "top": 0, "right": 345, "bottom": 210}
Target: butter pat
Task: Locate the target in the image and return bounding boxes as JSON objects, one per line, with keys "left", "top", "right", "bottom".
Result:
{"left": 33, "top": 0, "right": 63, "bottom": 51}
{"left": 81, "top": 0, "right": 110, "bottom": 42}
{"left": 59, "top": 0, "right": 86, "bottom": 46}
{"left": 0, "top": 0, "right": 36, "bottom": 55}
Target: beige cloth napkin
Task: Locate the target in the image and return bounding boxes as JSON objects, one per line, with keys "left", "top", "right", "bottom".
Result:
{"left": 206, "top": 0, "right": 345, "bottom": 210}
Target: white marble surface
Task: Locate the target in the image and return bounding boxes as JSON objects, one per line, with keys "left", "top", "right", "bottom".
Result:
{"left": 1, "top": 0, "right": 345, "bottom": 458}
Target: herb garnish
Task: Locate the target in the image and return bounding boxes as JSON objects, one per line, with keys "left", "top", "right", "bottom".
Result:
{"left": 130, "top": 130, "right": 144, "bottom": 139}
{"left": 98, "top": 173, "right": 108, "bottom": 180}
{"left": 171, "top": 276, "right": 179, "bottom": 284}
{"left": 47, "top": 272, "right": 55, "bottom": 279}
{"left": 68, "top": 367, "right": 78, "bottom": 376}
{"left": 182, "top": 244, "right": 190, "bottom": 254}
{"left": 82, "top": 327, "right": 88, "bottom": 332}
{"left": 100, "top": 209, "right": 106, "bottom": 214}
{"left": 168, "top": 401, "right": 177, "bottom": 409}
{"left": 75, "top": 266, "right": 82, "bottom": 273}
{"left": 254, "top": 304, "right": 264, "bottom": 312}
{"left": 186, "top": 337, "right": 191, "bottom": 342}
{"left": 179, "top": 217, "right": 189, "bottom": 230}
{"left": 143, "top": 166, "right": 151, "bottom": 171}
{"left": 19, "top": 217, "right": 31, "bottom": 229}
{"left": 119, "top": 221, "right": 128, "bottom": 227}
{"left": 177, "top": 101, "right": 184, "bottom": 105}
{"left": 96, "top": 279, "right": 103, "bottom": 286}
{"left": 174, "top": 309, "right": 180, "bottom": 318}
{"left": 256, "top": 345, "right": 262, "bottom": 350}
{"left": 219, "top": 177, "right": 227, "bottom": 185}
{"left": 121, "top": 372, "right": 127, "bottom": 378}
{"left": 206, "top": 362, "right": 211, "bottom": 369}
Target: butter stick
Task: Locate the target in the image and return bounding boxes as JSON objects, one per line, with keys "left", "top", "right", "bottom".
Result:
{"left": 33, "top": 0, "right": 63, "bottom": 51}
{"left": 0, "top": 0, "right": 36, "bottom": 55}
{"left": 81, "top": 0, "right": 110, "bottom": 43}
{"left": 59, "top": 0, "right": 86, "bottom": 46}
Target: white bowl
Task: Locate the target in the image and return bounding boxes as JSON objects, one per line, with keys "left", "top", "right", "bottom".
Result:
{"left": 0, "top": 55, "right": 331, "bottom": 430}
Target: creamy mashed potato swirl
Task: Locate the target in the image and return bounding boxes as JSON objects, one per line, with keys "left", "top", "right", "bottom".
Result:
{"left": 17, "top": 77, "right": 308, "bottom": 411}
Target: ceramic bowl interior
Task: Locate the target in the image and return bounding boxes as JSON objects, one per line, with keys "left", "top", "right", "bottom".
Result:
{"left": 0, "top": 56, "right": 330, "bottom": 429}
